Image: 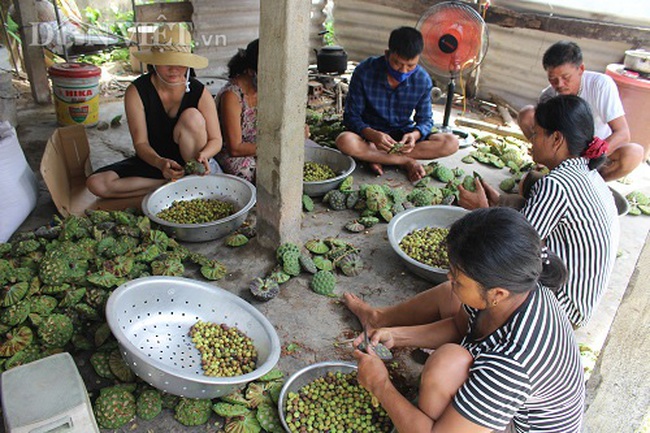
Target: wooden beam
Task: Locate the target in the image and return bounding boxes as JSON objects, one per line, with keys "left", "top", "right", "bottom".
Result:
{"left": 363, "top": 0, "right": 650, "bottom": 46}
{"left": 134, "top": 2, "right": 193, "bottom": 23}
{"left": 14, "top": 0, "right": 50, "bottom": 104}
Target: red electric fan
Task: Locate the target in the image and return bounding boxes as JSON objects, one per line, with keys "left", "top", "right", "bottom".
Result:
{"left": 416, "top": 1, "right": 489, "bottom": 138}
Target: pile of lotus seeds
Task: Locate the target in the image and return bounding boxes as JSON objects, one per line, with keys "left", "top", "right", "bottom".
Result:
{"left": 156, "top": 198, "right": 235, "bottom": 224}
{"left": 284, "top": 371, "right": 392, "bottom": 432}
{"left": 303, "top": 161, "right": 337, "bottom": 182}
{"left": 189, "top": 320, "right": 257, "bottom": 377}
{"left": 399, "top": 227, "right": 450, "bottom": 269}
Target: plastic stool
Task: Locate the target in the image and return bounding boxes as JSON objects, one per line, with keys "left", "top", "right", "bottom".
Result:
{"left": 1, "top": 352, "right": 100, "bottom": 433}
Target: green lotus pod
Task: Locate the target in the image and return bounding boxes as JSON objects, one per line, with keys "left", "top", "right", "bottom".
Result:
{"left": 281, "top": 251, "right": 301, "bottom": 277}
{"left": 212, "top": 402, "right": 250, "bottom": 417}
{"left": 258, "top": 368, "right": 284, "bottom": 381}
{"left": 433, "top": 165, "right": 454, "bottom": 183}
{"left": 2, "top": 282, "right": 28, "bottom": 307}
{"left": 109, "top": 349, "right": 135, "bottom": 382}
{"left": 174, "top": 398, "right": 212, "bottom": 426}
{"left": 500, "top": 177, "right": 517, "bottom": 192}
{"left": 626, "top": 191, "right": 650, "bottom": 206}
{"left": 38, "top": 313, "right": 73, "bottom": 348}
{"left": 256, "top": 403, "right": 283, "bottom": 433}
{"left": 11, "top": 239, "right": 40, "bottom": 257}
{"left": 310, "top": 270, "right": 336, "bottom": 297}
{"left": 184, "top": 159, "right": 206, "bottom": 175}
{"left": 337, "top": 253, "right": 364, "bottom": 277}
{"left": 407, "top": 188, "right": 434, "bottom": 207}
{"left": 71, "top": 333, "right": 93, "bottom": 351}
{"left": 628, "top": 206, "right": 641, "bottom": 216}
{"left": 74, "top": 303, "right": 100, "bottom": 321}
{"left": 225, "top": 233, "right": 250, "bottom": 247}
{"left": 94, "top": 323, "right": 112, "bottom": 347}
{"left": 221, "top": 390, "right": 250, "bottom": 407}
{"left": 224, "top": 410, "right": 262, "bottom": 433}
{"left": 267, "top": 381, "right": 283, "bottom": 405}
{"left": 85, "top": 209, "right": 112, "bottom": 224}
{"left": 379, "top": 207, "right": 394, "bottom": 223}
{"left": 149, "top": 230, "right": 170, "bottom": 251}
{"left": 238, "top": 225, "right": 257, "bottom": 239}
{"left": 29, "top": 295, "right": 57, "bottom": 314}
{"left": 327, "top": 190, "right": 348, "bottom": 211}
{"left": 200, "top": 260, "right": 227, "bottom": 280}
{"left": 0, "top": 326, "right": 33, "bottom": 357}
{"left": 267, "top": 269, "right": 291, "bottom": 285}
{"left": 365, "top": 185, "right": 389, "bottom": 212}
{"left": 358, "top": 216, "right": 380, "bottom": 228}
{"left": 245, "top": 382, "right": 273, "bottom": 408}
{"left": 344, "top": 190, "right": 359, "bottom": 209}
{"left": 462, "top": 175, "right": 477, "bottom": 192}
{"left": 357, "top": 340, "right": 393, "bottom": 360}
{"left": 5, "top": 344, "right": 41, "bottom": 370}
{"left": 461, "top": 155, "right": 476, "bottom": 164}
{"left": 137, "top": 389, "right": 163, "bottom": 421}
{"left": 639, "top": 205, "right": 650, "bottom": 215}
{"left": 41, "top": 283, "right": 71, "bottom": 295}
{"left": 87, "top": 270, "right": 121, "bottom": 288}
{"left": 304, "top": 239, "right": 329, "bottom": 255}
{"left": 1, "top": 300, "right": 30, "bottom": 326}
{"left": 414, "top": 177, "right": 431, "bottom": 189}
{"left": 312, "top": 256, "right": 333, "bottom": 271}
{"left": 151, "top": 258, "right": 184, "bottom": 277}
{"left": 302, "top": 194, "right": 314, "bottom": 212}
{"left": 339, "top": 176, "right": 354, "bottom": 191}
{"left": 161, "top": 392, "right": 180, "bottom": 410}
{"left": 360, "top": 208, "right": 378, "bottom": 217}
{"left": 345, "top": 220, "right": 365, "bottom": 233}
{"left": 249, "top": 278, "right": 280, "bottom": 302}
{"left": 354, "top": 197, "right": 368, "bottom": 211}
{"left": 94, "top": 387, "right": 136, "bottom": 429}
{"left": 90, "top": 351, "right": 116, "bottom": 379}
{"left": 299, "top": 253, "right": 318, "bottom": 274}
{"left": 276, "top": 242, "right": 300, "bottom": 261}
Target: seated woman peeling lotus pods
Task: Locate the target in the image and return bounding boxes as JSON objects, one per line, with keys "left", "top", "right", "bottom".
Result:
{"left": 86, "top": 25, "right": 223, "bottom": 199}
{"left": 353, "top": 207, "right": 585, "bottom": 433}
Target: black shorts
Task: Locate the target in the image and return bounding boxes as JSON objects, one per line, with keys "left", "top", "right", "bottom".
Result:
{"left": 93, "top": 156, "right": 164, "bottom": 179}
{"left": 386, "top": 129, "right": 429, "bottom": 143}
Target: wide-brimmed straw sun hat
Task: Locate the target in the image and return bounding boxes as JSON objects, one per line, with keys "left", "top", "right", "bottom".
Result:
{"left": 132, "top": 24, "right": 208, "bottom": 69}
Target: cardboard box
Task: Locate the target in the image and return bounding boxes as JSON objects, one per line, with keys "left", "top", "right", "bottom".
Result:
{"left": 40, "top": 125, "right": 144, "bottom": 216}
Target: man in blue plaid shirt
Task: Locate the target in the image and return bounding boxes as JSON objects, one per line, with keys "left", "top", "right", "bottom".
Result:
{"left": 336, "top": 27, "right": 458, "bottom": 181}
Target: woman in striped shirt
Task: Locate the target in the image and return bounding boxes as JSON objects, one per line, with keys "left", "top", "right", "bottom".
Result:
{"left": 459, "top": 95, "right": 619, "bottom": 326}
{"left": 344, "top": 95, "right": 618, "bottom": 332}
{"left": 354, "top": 208, "right": 584, "bottom": 432}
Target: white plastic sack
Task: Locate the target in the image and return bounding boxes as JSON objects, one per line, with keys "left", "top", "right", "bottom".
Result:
{"left": 0, "top": 122, "right": 38, "bottom": 242}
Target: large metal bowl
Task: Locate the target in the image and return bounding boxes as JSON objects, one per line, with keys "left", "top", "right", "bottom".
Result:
{"left": 387, "top": 205, "right": 469, "bottom": 283}
{"left": 609, "top": 186, "right": 630, "bottom": 217}
{"left": 142, "top": 174, "right": 256, "bottom": 242}
{"left": 303, "top": 146, "right": 356, "bottom": 197}
{"left": 105, "top": 276, "right": 281, "bottom": 399}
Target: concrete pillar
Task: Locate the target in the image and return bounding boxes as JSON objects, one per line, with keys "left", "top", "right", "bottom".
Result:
{"left": 256, "top": 0, "right": 310, "bottom": 249}
{"left": 0, "top": 48, "right": 17, "bottom": 127}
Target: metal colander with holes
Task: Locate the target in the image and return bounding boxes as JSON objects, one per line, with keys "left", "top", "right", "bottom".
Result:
{"left": 141, "top": 174, "right": 256, "bottom": 242}
{"left": 105, "top": 276, "right": 281, "bottom": 399}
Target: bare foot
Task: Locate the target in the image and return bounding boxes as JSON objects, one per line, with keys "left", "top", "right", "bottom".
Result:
{"left": 404, "top": 160, "right": 426, "bottom": 182}
{"left": 369, "top": 163, "right": 384, "bottom": 176}
{"left": 342, "top": 293, "right": 379, "bottom": 330}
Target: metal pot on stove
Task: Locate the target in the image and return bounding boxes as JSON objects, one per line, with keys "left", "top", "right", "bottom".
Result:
{"left": 315, "top": 45, "right": 348, "bottom": 74}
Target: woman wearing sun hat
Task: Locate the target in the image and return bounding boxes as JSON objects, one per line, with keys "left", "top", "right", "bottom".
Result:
{"left": 87, "top": 24, "right": 222, "bottom": 199}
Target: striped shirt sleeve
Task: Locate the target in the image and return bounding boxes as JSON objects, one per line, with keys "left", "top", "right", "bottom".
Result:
{"left": 453, "top": 353, "right": 531, "bottom": 430}
{"left": 521, "top": 176, "right": 568, "bottom": 240}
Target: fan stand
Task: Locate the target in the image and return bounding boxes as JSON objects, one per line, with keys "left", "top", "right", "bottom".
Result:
{"left": 436, "top": 76, "right": 473, "bottom": 147}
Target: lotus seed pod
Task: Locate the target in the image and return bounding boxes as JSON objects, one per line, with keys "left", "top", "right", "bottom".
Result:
{"left": 174, "top": 398, "right": 212, "bottom": 426}
{"left": 2, "top": 282, "right": 28, "bottom": 307}
{"left": 256, "top": 403, "right": 283, "bottom": 433}
{"left": 249, "top": 278, "right": 280, "bottom": 302}
{"left": 212, "top": 402, "right": 250, "bottom": 417}
{"left": 433, "top": 165, "right": 454, "bottom": 182}
{"left": 282, "top": 251, "right": 302, "bottom": 276}
{"left": 94, "top": 387, "right": 136, "bottom": 429}
{"left": 337, "top": 253, "right": 364, "bottom": 277}
{"left": 184, "top": 159, "right": 206, "bottom": 175}
{"left": 358, "top": 216, "right": 380, "bottom": 228}
{"left": 327, "top": 190, "right": 347, "bottom": 211}
{"left": 312, "top": 256, "right": 334, "bottom": 271}
{"left": 276, "top": 242, "right": 300, "bottom": 262}
{"left": 310, "top": 270, "right": 336, "bottom": 297}
{"left": 379, "top": 207, "right": 394, "bottom": 223}
{"left": 499, "top": 177, "right": 516, "bottom": 192}
{"left": 1, "top": 300, "right": 30, "bottom": 326}
{"left": 302, "top": 194, "right": 314, "bottom": 212}
{"left": 299, "top": 253, "right": 318, "bottom": 274}
{"left": 461, "top": 155, "right": 476, "bottom": 164}
{"left": 357, "top": 340, "right": 393, "bottom": 360}
{"left": 200, "top": 260, "right": 227, "bottom": 281}
{"left": 224, "top": 410, "right": 262, "bottom": 433}
{"left": 258, "top": 368, "right": 284, "bottom": 381}
{"left": 90, "top": 351, "right": 116, "bottom": 379}
{"left": 304, "top": 239, "right": 329, "bottom": 255}
{"left": 0, "top": 326, "right": 33, "bottom": 357}
{"left": 246, "top": 381, "right": 273, "bottom": 408}
{"left": 109, "top": 349, "right": 136, "bottom": 382}
{"left": 345, "top": 220, "right": 365, "bottom": 233}
{"left": 462, "top": 175, "right": 477, "bottom": 192}
{"left": 225, "top": 233, "right": 250, "bottom": 247}
{"left": 339, "top": 176, "right": 354, "bottom": 191}
{"left": 345, "top": 190, "right": 360, "bottom": 209}
{"left": 267, "top": 269, "right": 291, "bottom": 284}
{"left": 137, "top": 389, "right": 163, "bottom": 421}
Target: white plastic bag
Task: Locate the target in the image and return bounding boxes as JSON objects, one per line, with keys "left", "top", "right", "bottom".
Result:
{"left": 0, "top": 121, "right": 38, "bottom": 242}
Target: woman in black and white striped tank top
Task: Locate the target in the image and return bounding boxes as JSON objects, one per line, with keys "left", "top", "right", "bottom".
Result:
{"left": 354, "top": 208, "right": 584, "bottom": 432}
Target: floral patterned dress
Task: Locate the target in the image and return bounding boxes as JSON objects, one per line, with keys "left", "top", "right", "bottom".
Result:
{"left": 215, "top": 81, "right": 258, "bottom": 182}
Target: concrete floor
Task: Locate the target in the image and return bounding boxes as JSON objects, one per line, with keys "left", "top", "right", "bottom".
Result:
{"left": 8, "top": 91, "right": 650, "bottom": 432}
